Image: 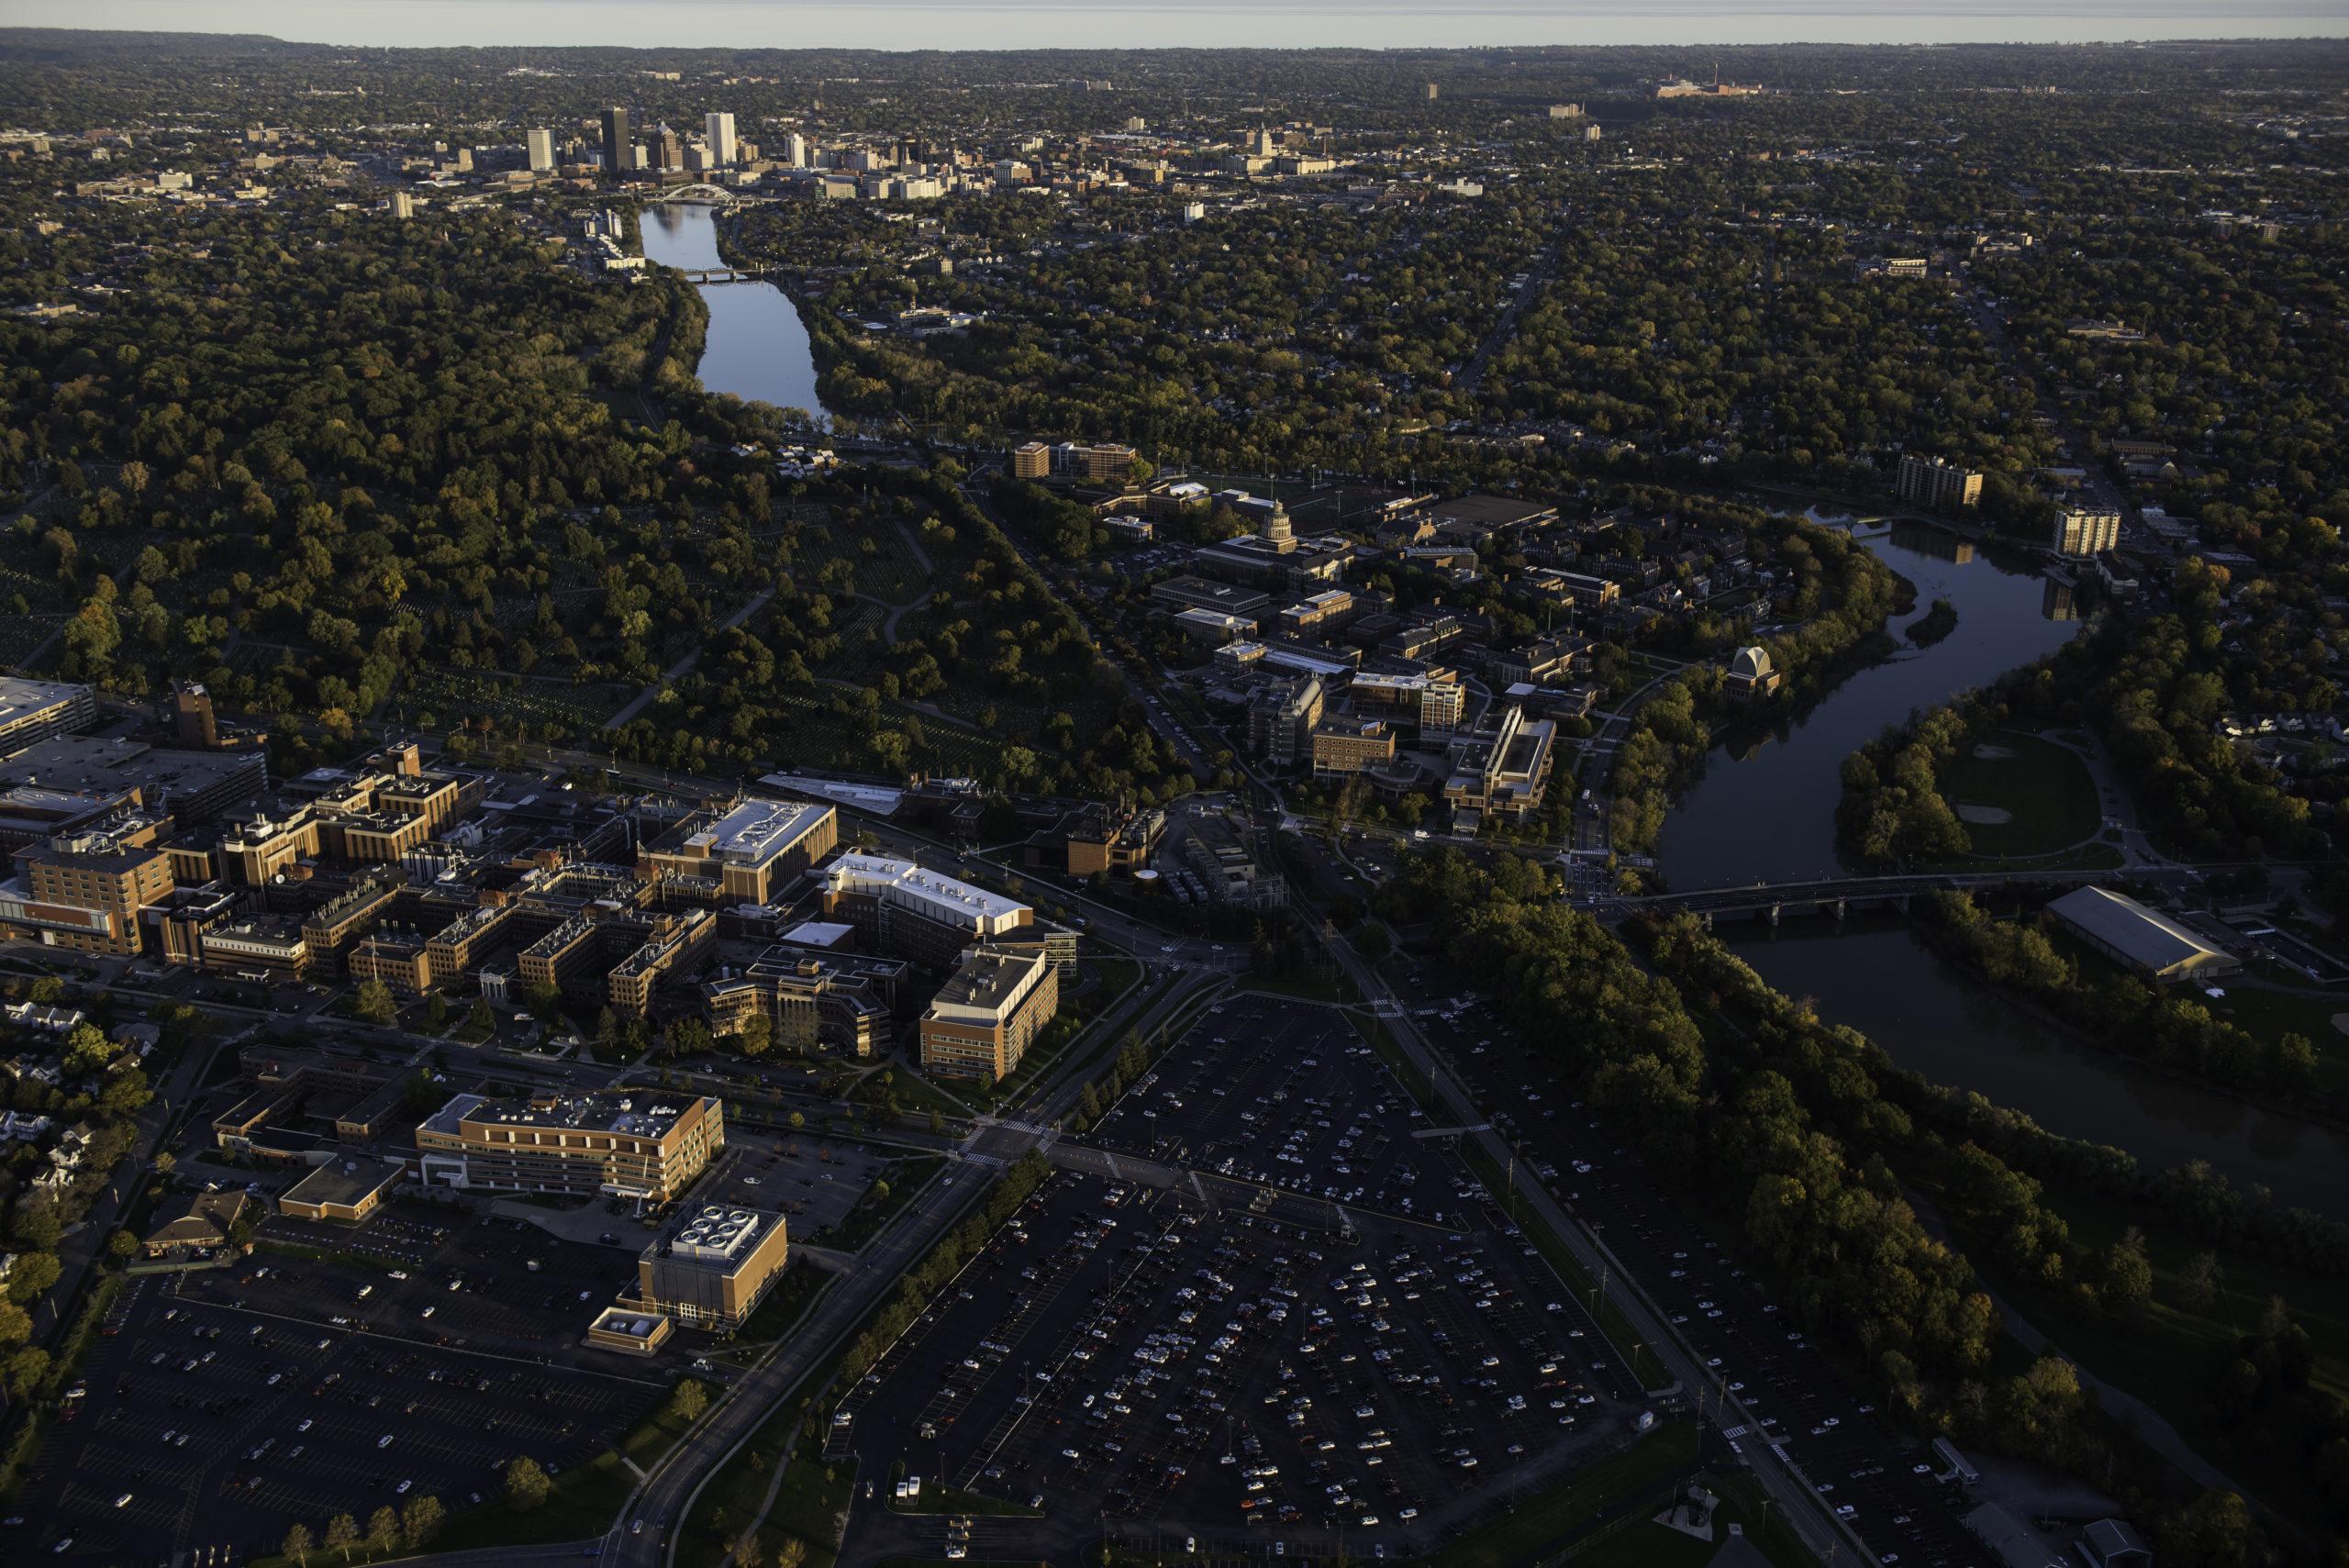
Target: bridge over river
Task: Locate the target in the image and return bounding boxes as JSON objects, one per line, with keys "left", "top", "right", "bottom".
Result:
{"left": 1600, "top": 863, "right": 2218, "bottom": 925}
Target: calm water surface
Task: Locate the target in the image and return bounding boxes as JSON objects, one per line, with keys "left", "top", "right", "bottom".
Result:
{"left": 1661, "top": 520, "right": 2079, "bottom": 889}
{"left": 1657, "top": 519, "right": 2345, "bottom": 1209}
{"left": 638, "top": 203, "right": 834, "bottom": 422}
{"left": 1727, "top": 924, "right": 2349, "bottom": 1215}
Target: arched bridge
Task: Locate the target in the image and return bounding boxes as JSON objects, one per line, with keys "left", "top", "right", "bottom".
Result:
{"left": 644, "top": 183, "right": 738, "bottom": 206}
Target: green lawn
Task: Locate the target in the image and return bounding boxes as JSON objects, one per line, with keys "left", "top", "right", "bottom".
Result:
{"left": 1406, "top": 1422, "right": 1699, "bottom": 1568}
{"left": 1937, "top": 729, "right": 2102, "bottom": 859}
{"left": 249, "top": 1439, "right": 646, "bottom": 1565}
{"left": 1977, "top": 1173, "right": 2349, "bottom": 1530}
{"left": 862, "top": 1064, "right": 973, "bottom": 1122}
{"left": 681, "top": 1416, "right": 852, "bottom": 1568}
{"left": 2202, "top": 983, "right": 2349, "bottom": 1053}
{"left": 962, "top": 959, "right": 1145, "bottom": 1112}
{"left": 1239, "top": 966, "right": 1360, "bottom": 1006}
{"left": 885, "top": 1480, "right": 1042, "bottom": 1518}
{"left": 723, "top": 1261, "right": 834, "bottom": 1357}
{"left": 821, "top": 1156, "right": 943, "bottom": 1253}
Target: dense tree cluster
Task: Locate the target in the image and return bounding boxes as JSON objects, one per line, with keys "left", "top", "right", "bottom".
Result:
{"left": 1838, "top": 704, "right": 1974, "bottom": 867}
{"left": 1614, "top": 521, "right": 1900, "bottom": 858}
{"left": 1914, "top": 890, "right": 2331, "bottom": 1115}
{"left": 0, "top": 183, "right": 746, "bottom": 743}
{"left": 1375, "top": 848, "right": 2288, "bottom": 1552}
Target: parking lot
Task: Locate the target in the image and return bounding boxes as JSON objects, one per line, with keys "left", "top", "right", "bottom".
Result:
{"left": 1086, "top": 997, "right": 1443, "bottom": 1225}
{"left": 229, "top": 1200, "right": 646, "bottom": 1361}
{"left": 16, "top": 1258, "right": 666, "bottom": 1563}
{"left": 1389, "top": 962, "right": 1987, "bottom": 1568}
{"left": 830, "top": 996, "right": 1655, "bottom": 1562}
{"left": 692, "top": 1128, "right": 894, "bottom": 1240}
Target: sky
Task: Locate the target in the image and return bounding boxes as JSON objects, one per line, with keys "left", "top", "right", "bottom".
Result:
{"left": 6, "top": 0, "right": 2348, "bottom": 50}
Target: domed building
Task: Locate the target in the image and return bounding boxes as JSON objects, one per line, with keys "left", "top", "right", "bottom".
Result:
{"left": 1724, "top": 645, "right": 1782, "bottom": 700}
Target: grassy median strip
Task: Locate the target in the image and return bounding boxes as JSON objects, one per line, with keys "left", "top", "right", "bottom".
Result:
{"left": 823, "top": 1155, "right": 944, "bottom": 1253}
{"left": 1411, "top": 1420, "right": 1698, "bottom": 1568}
{"left": 1347, "top": 1011, "right": 1661, "bottom": 1382}
{"left": 682, "top": 1152, "right": 1055, "bottom": 1566}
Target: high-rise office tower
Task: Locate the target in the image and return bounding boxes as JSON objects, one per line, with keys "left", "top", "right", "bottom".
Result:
{"left": 651, "top": 125, "right": 683, "bottom": 172}
{"left": 705, "top": 111, "right": 737, "bottom": 167}
{"left": 600, "top": 106, "right": 633, "bottom": 176}
{"left": 781, "top": 131, "right": 808, "bottom": 168}
{"left": 527, "top": 128, "right": 556, "bottom": 172}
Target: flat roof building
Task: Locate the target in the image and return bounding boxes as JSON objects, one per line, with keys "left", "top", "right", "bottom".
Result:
{"left": 704, "top": 946, "right": 905, "bottom": 1058}
{"left": 1443, "top": 706, "right": 1557, "bottom": 822}
{"left": 585, "top": 1306, "right": 673, "bottom": 1356}
{"left": 1311, "top": 717, "right": 1397, "bottom": 778}
{"left": 200, "top": 914, "right": 310, "bottom": 981}
{"left": 634, "top": 1202, "right": 790, "bottom": 1331}
{"left": 0, "top": 677, "right": 95, "bottom": 757}
{"left": 3, "top": 824, "right": 176, "bottom": 955}
{"left": 920, "top": 944, "right": 1061, "bottom": 1083}
{"left": 819, "top": 853, "right": 1032, "bottom": 968}
{"left": 2046, "top": 885, "right": 2239, "bottom": 984}
{"left": 608, "top": 906, "right": 718, "bottom": 1015}
{"left": 2054, "top": 507, "right": 2122, "bottom": 560}
{"left": 1897, "top": 453, "right": 1984, "bottom": 512}
{"left": 417, "top": 1091, "right": 723, "bottom": 1204}
{"left": 640, "top": 798, "right": 838, "bottom": 906}
{"left": 280, "top": 1157, "right": 406, "bottom": 1223}
{"left": 0, "top": 733, "right": 267, "bottom": 826}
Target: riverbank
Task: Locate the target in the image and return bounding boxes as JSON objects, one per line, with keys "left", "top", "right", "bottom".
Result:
{"left": 639, "top": 201, "right": 837, "bottom": 423}
{"left": 1612, "top": 516, "right": 1904, "bottom": 864}
{"left": 1909, "top": 888, "right": 2349, "bottom": 1126}
{"left": 1724, "top": 917, "right": 2349, "bottom": 1218}
{"left": 1658, "top": 517, "right": 2083, "bottom": 888}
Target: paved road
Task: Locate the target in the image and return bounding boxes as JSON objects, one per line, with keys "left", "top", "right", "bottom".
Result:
{"left": 1313, "top": 915, "right": 1875, "bottom": 1568}
{"left": 605, "top": 586, "right": 778, "bottom": 732}
{"left": 615, "top": 1164, "right": 1001, "bottom": 1568}
{"left": 590, "top": 965, "right": 1220, "bottom": 1568}
{"left": 1454, "top": 238, "right": 1559, "bottom": 394}
{"left": 30, "top": 1031, "right": 223, "bottom": 1340}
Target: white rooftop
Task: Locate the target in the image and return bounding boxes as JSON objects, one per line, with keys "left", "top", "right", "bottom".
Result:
{"left": 759, "top": 773, "right": 904, "bottom": 817}
{"left": 704, "top": 798, "right": 831, "bottom": 864}
{"left": 825, "top": 852, "right": 1030, "bottom": 928}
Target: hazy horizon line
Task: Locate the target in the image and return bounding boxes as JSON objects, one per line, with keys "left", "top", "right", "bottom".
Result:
{"left": 6, "top": 0, "right": 2347, "bottom": 54}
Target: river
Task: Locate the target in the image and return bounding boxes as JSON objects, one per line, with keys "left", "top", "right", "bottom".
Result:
{"left": 1723, "top": 922, "right": 2349, "bottom": 1214}
{"left": 1656, "top": 516, "right": 2349, "bottom": 1214}
{"left": 637, "top": 202, "right": 835, "bottom": 422}
{"left": 1661, "top": 517, "right": 2080, "bottom": 890}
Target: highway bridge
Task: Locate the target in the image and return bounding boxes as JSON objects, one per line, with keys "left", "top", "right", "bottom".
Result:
{"left": 1600, "top": 865, "right": 2155, "bottom": 924}
{"left": 675, "top": 268, "right": 755, "bottom": 284}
